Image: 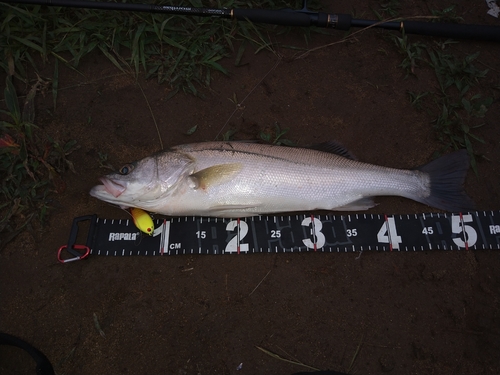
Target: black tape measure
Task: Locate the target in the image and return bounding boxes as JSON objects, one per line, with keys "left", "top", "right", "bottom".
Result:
{"left": 58, "top": 211, "right": 500, "bottom": 262}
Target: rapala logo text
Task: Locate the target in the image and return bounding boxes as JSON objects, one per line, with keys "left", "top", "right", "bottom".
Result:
{"left": 490, "top": 225, "right": 500, "bottom": 235}
{"left": 109, "top": 232, "right": 138, "bottom": 241}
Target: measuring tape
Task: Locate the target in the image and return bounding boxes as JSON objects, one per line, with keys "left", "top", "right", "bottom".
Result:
{"left": 57, "top": 211, "right": 500, "bottom": 262}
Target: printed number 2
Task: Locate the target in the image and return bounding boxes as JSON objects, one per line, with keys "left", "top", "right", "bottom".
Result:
{"left": 451, "top": 214, "right": 477, "bottom": 248}
{"left": 225, "top": 220, "right": 249, "bottom": 253}
{"left": 301, "top": 217, "right": 326, "bottom": 249}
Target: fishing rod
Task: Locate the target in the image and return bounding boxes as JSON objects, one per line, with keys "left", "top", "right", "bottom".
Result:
{"left": 3, "top": 0, "right": 500, "bottom": 42}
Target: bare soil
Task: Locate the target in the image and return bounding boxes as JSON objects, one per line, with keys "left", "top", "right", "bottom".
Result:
{"left": 1, "top": 1, "right": 500, "bottom": 374}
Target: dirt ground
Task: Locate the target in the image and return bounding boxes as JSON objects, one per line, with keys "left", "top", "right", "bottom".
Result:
{"left": 1, "top": 1, "right": 500, "bottom": 374}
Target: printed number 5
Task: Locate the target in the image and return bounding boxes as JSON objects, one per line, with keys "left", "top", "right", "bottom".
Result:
{"left": 451, "top": 214, "right": 477, "bottom": 248}
{"left": 301, "top": 217, "right": 326, "bottom": 249}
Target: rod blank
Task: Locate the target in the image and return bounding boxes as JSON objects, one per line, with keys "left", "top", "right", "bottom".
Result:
{"left": 2, "top": 0, "right": 500, "bottom": 42}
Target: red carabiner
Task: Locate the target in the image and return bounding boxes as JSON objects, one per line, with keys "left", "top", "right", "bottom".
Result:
{"left": 57, "top": 244, "right": 90, "bottom": 264}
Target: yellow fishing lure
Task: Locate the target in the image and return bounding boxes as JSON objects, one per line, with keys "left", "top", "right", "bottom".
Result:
{"left": 129, "top": 207, "right": 154, "bottom": 236}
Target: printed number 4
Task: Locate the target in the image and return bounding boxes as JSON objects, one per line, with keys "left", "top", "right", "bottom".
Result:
{"left": 377, "top": 217, "right": 402, "bottom": 250}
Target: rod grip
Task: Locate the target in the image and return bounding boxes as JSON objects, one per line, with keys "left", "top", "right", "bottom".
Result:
{"left": 403, "top": 21, "right": 500, "bottom": 42}
{"left": 233, "top": 8, "right": 312, "bottom": 27}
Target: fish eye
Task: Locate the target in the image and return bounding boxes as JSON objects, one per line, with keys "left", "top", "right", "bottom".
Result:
{"left": 119, "top": 164, "right": 134, "bottom": 175}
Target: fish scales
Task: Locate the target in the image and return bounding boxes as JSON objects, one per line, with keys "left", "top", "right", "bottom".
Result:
{"left": 170, "top": 142, "right": 424, "bottom": 215}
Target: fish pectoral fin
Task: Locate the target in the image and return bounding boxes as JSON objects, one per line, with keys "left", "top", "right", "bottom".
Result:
{"left": 189, "top": 163, "right": 243, "bottom": 190}
{"left": 333, "top": 198, "right": 376, "bottom": 211}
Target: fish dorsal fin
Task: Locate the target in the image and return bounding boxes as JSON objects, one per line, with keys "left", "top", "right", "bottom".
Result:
{"left": 189, "top": 163, "right": 242, "bottom": 190}
{"left": 311, "top": 141, "right": 357, "bottom": 160}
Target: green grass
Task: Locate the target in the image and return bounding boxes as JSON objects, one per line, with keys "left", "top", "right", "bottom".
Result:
{"left": 373, "top": 0, "right": 401, "bottom": 19}
{"left": 0, "top": 0, "right": 307, "bottom": 95}
{"left": 0, "top": 0, "right": 493, "bottom": 248}
{"left": 0, "top": 0, "right": 310, "bottom": 246}
{"left": 259, "top": 122, "right": 295, "bottom": 145}
{"left": 388, "top": 29, "right": 425, "bottom": 76}
{"left": 373, "top": 1, "right": 493, "bottom": 172}
{"left": 0, "top": 76, "right": 77, "bottom": 249}
{"left": 385, "top": 23, "right": 493, "bottom": 173}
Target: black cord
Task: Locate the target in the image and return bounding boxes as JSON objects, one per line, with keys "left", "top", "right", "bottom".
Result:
{"left": 0, "top": 332, "right": 55, "bottom": 375}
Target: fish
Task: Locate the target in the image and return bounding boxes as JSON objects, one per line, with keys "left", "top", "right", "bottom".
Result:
{"left": 89, "top": 141, "right": 475, "bottom": 217}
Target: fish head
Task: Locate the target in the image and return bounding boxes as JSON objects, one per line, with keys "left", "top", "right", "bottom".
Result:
{"left": 90, "top": 152, "right": 193, "bottom": 209}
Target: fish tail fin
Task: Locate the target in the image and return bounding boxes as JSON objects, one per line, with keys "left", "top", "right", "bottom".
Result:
{"left": 417, "top": 150, "right": 475, "bottom": 212}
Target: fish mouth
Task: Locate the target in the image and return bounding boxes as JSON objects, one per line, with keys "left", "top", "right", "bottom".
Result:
{"left": 100, "top": 177, "right": 126, "bottom": 198}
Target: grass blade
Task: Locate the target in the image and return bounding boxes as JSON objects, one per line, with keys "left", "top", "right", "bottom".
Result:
{"left": 10, "top": 35, "right": 44, "bottom": 54}
{"left": 4, "top": 76, "right": 20, "bottom": 124}
{"left": 93, "top": 313, "right": 106, "bottom": 338}
{"left": 53, "top": 58, "right": 59, "bottom": 110}
{"left": 255, "top": 346, "right": 319, "bottom": 371}
{"left": 97, "top": 44, "right": 125, "bottom": 72}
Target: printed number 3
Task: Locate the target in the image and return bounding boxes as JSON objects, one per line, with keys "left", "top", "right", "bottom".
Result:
{"left": 301, "top": 217, "right": 326, "bottom": 249}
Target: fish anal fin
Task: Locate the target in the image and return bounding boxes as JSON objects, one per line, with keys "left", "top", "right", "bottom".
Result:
{"left": 208, "top": 203, "right": 262, "bottom": 217}
{"left": 209, "top": 204, "right": 260, "bottom": 211}
{"left": 189, "top": 163, "right": 242, "bottom": 190}
{"left": 333, "top": 198, "right": 376, "bottom": 211}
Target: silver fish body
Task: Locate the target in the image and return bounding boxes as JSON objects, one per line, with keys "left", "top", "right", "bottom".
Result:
{"left": 90, "top": 142, "right": 474, "bottom": 217}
